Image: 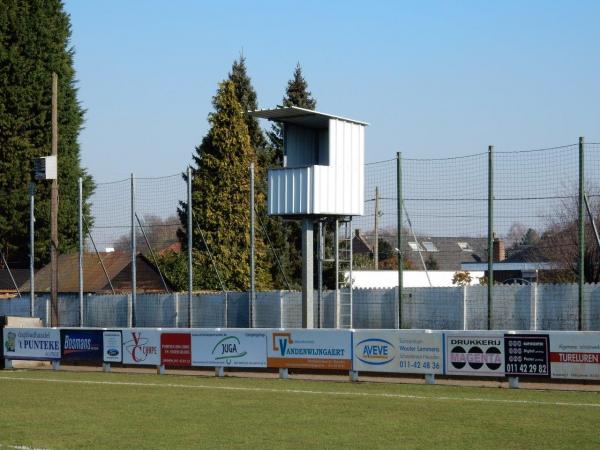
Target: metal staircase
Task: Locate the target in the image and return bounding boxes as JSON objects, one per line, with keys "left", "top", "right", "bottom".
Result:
{"left": 335, "top": 218, "right": 353, "bottom": 328}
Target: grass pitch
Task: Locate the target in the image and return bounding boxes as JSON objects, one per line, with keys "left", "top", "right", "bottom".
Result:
{"left": 0, "top": 370, "right": 599, "bottom": 449}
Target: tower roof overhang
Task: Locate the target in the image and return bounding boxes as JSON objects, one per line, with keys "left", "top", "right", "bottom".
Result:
{"left": 248, "top": 106, "right": 368, "bottom": 128}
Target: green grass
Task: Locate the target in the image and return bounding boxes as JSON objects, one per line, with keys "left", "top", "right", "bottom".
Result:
{"left": 0, "top": 370, "right": 599, "bottom": 449}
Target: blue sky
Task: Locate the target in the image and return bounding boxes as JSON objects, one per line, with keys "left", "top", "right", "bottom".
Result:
{"left": 65, "top": 0, "right": 600, "bottom": 181}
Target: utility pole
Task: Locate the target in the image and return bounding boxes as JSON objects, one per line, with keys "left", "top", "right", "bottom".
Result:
{"left": 374, "top": 186, "right": 380, "bottom": 270}
{"left": 50, "top": 72, "right": 59, "bottom": 326}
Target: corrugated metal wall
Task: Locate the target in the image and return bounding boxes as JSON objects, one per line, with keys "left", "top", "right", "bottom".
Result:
{"left": 3, "top": 284, "right": 600, "bottom": 331}
{"left": 267, "top": 118, "right": 364, "bottom": 216}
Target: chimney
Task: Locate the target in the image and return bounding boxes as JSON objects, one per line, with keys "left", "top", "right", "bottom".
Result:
{"left": 493, "top": 236, "right": 505, "bottom": 262}
{"left": 355, "top": 229, "right": 361, "bottom": 238}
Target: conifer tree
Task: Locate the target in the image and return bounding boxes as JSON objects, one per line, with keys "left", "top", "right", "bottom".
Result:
{"left": 178, "top": 80, "right": 271, "bottom": 290}
{"left": 264, "top": 63, "right": 318, "bottom": 289}
{"left": 227, "top": 55, "right": 291, "bottom": 289}
{"left": 0, "top": 0, "right": 94, "bottom": 268}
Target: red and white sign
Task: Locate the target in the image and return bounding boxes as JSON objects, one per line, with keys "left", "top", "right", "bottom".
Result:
{"left": 122, "top": 329, "right": 161, "bottom": 366}
{"left": 549, "top": 332, "right": 600, "bottom": 380}
{"left": 161, "top": 333, "right": 191, "bottom": 366}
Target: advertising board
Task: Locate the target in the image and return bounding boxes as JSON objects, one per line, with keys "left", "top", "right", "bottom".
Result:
{"left": 549, "top": 332, "right": 600, "bottom": 381}
{"left": 267, "top": 329, "right": 351, "bottom": 370}
{"left": 445, "top": 333, "right": 505, "bottom": 377}
{"left": 61, "top": 329, "right": 103, "bottom": 362}
{"left": 352, "top": 330, "right": 443, "bottom": 374}
{"left": 161, "top": 332, "right": 191, "bottom": 366}
{"left": 3, "top": 327, "right": 60, "bottom": 361}
{"left": 504, "top": 334, "right": 550, "bottom": 377}
{"left": 122, "top": 329, "right": 161, "bottom": 366}
{"left": 191, "top": 330, "right": 267, "bottom": 367}
{"left": 103, "top": 331, "right": 122, "bottom": 363}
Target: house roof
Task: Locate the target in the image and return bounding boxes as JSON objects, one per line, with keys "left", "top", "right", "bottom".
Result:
{"left": 248, "top": 106, "right": 369, "bottom": 128}
{"left": 0, "top": 269, "right": 29, "bottom": 292}
{"left": 386, "top": 236, "right": 488, "bottom": 271}
{"left": 461, "top": 244, "right": 561, "bottom": 272}
{"left": 352, "top": 232, "right": 373, "bottom": 255}
{"left": 20, "top": 252, "right": 170, "bottom": 293}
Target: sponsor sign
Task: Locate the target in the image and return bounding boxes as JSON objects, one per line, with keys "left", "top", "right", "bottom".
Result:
{"left": 504, "top": 334, "right": 550, "bottom": 377}
{"left": 61, "top": 329, "right": 103, "bottom": 362}
{"left": 122, "top": 329, "right": 161, "bottom": 365}
{"left": 353, "top": 330, "right": 442, "bottom": 374}
{"left": 549, "top": 332, "right": 600, "bottom": 380}
{"left": 191, "top": 331, "right": 267, "bottom": 367}
{"left": 2, "top": 328, "right": 60, "bottom": 361}
{"left": 267, "top": 329, "right": 351, "bottom": 370}
{"left": 445, "top": 333, "right": 505, "bottom": 376}
{"left": 103, "top": 331, "right": 122, "bottom": 363}
{"left": 161, "top": 333, "right": 191, "bottom": 366}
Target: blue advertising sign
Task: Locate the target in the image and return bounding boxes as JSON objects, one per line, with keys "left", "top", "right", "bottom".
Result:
{"left": 61, "top": 329, "right": 103, "bottom": 362}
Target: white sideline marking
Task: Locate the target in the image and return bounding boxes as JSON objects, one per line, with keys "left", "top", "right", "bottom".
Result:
{"left": 0, "top": 375, "right": 599, "bottom": 408}
{"left": 0, "top": 444, "right": 50, "bottom": 450}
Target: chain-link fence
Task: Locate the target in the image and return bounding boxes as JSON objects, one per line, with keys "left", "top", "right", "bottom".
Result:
{"left": 3, "top": 139, "right": 600, "bottom": 330}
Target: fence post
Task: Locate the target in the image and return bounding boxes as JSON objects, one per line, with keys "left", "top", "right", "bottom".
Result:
{"left": 463, "top": 285, "right": 468, "bottom": 330}
{"left": 578, "top": 137, "right": 585, "bottom": 331}
{"left": 487, "top": 145, "right": 494, "bottom": 330}
{"left": 374, "top": 186, "right": 379, "bottom": 270}
{"left": 130, "top": 173, "right": 136, "bottom": 326}
{"left": 174, "top": 292, "right": 180, "bottom": 327}
{"left": 78, "top": 177, "right": 83, "bottom": 327}
{"left": 187, "top": 167, "right": 193, "bottom": 326}
{"left": 249, "top": 163, "right": 255, "bottom": 328}
{"left": 396, "top": 152, "right": 403, "bottom": 329}
{"left": 532, "top": 282, "right": 538, "bottom": 331}
{"left": 29, "top": 182, "right": 35, "bottom": 317}
{"left": 127, "top": 294, "right": 133, "bottom": 328}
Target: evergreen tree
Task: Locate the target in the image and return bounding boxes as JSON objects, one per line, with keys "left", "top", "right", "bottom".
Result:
{"left": 177, "top": 80, "right": 271, "bottom": 290}
{"left": 266, "top": 63, "right": 317, "bottom": 165}
{"left": 264, "top": 63, "right": 317, "bottom": 289}
{"left": 0, "top": 0, "right": 93, "bottom": 268}
{"left": 226, "top": 55, "right": 280, "bottom": 288}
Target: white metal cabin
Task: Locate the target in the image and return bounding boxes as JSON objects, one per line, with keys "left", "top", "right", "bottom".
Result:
{"left": 249, "top": 107, "right": 367, "bottom": 217}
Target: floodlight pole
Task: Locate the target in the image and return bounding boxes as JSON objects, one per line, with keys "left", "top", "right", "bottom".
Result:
{"left": 50, "top": 72, "right": 59, "bottom": 327}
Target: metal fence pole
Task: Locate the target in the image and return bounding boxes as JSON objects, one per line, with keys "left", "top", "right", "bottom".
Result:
{"left": 374, "top": 186, "right": 379, "bottom": 270}
{"left": 78, "top": 177, "right": 83, "bottom": 326}
{"left": 396, "top": 152, "right": 403, "bottom": 329}
{"left": 578, "top": 136, "right": 585, "bottom": 331}
{"left": 130, "top": 173, "right": 136, "bottom": 327}
{"left": 29, "top": 182, "right": 35, "bottom": 317}
{"left": 249, "top": 163, "right": 255, "bottom": 328}
{"left": 187, "top": 167, "right": 193, "bottom": 327}
{"left": 487, "top": 145, "right": 494, "bottom": 330}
